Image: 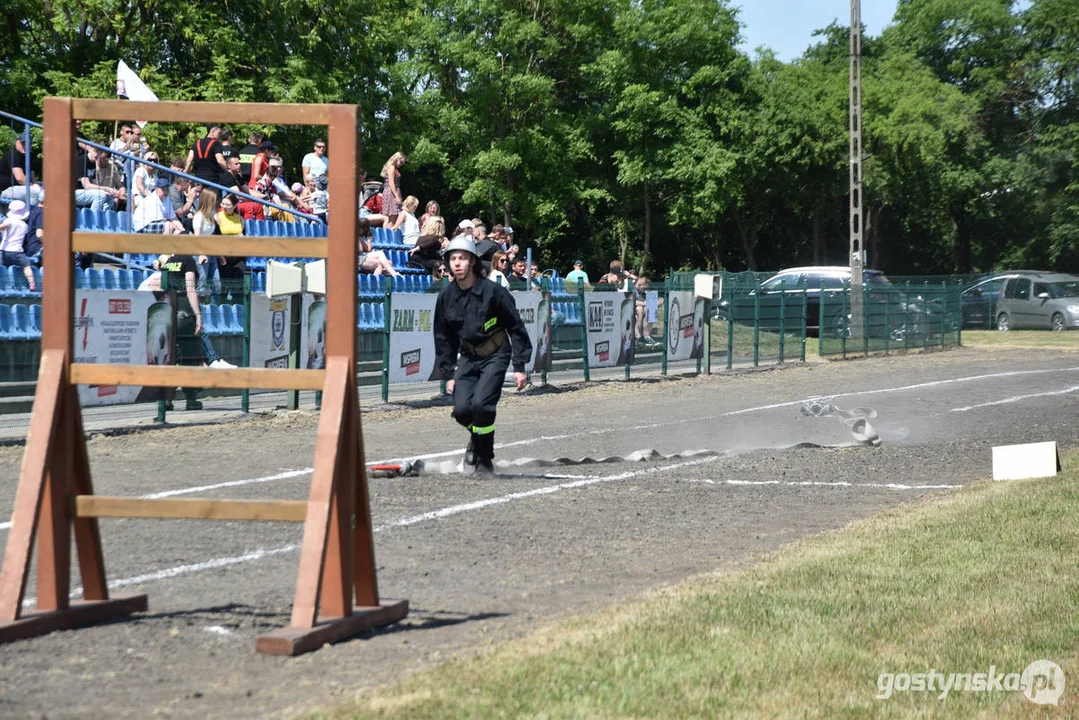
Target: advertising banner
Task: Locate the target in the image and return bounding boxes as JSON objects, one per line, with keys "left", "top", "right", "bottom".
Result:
{"left": 387, "top": 293, "right": 438, "bottom": 383}
{"left": 299, "top": 293, "right": 328, "bottom": 370}
{"left": 583, "top": 291, "right": 636, "bottom": 368}
{"left": 665, "top": 290, "right": 706, "bottom": 362}
{"left": 249, "top": 294, "right": 292, "bottom": 369}
{"left": 73, "top": 289, "right": 170, "bottom": 407}
{"left": 510, "top": 290, "right": 552, "bottom": 373}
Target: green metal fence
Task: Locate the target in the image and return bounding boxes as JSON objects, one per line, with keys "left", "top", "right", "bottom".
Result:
{"left": 0, "top": 268, "right": 976, "bottom": 425}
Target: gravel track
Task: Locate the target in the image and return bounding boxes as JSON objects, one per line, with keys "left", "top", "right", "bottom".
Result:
{"left": 0, "top": 346, "right": 1076, "bottom": 720}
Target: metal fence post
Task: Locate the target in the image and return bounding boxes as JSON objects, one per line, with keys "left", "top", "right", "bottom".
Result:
{"left": 753, "top": 286, "right": 760, "bottom": 367}
{"left": 778, "top": 288, "right": 786, "bottom": 363}
{"left": 661, "top": 279, "right": 669, "bottom": 377}
{"left": 381, "top": 279, "right": 391, "bottom": 403}
{"left": 242, "top": 273, "right": 251, "bottom": 413}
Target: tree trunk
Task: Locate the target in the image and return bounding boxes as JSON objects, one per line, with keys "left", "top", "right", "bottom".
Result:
{"left": 641, "top": 181, "right": 652, "bottom": 275}
{"left": 731, "top": 208, "right": 758, "bottom": 271}
{"left": 812, "top": 209, "right": 822, "bottom": 265}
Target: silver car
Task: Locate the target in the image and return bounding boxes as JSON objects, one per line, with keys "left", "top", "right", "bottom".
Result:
{"left": 995, "top": 272, "right": 1079, "bottom": 331}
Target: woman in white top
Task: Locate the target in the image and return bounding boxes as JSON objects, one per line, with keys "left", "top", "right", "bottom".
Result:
{"left": 132, "top": 153, "right": 159, "bottom": 206}
{"left": 191, "top": 188, "right": 221, "bottom": 299}
{"left": 488, "top": 250, "right": 510, "bottom": 288}
{"left": 393, "top": 195, "right": 421, "bottom": 245}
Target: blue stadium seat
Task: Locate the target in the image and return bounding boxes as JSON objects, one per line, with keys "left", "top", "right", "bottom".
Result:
{"left": 391, "top": 275, "right": 406, "bottom": 293}
{"left": 12, "top": 304, "right": 31, "bottom": 340}
{"left": 0, "top": 305, "right": 13, "bottom": 339}
{"left": 91, "top": 209, "right": 108, "bottom": 231}
{"left": 115, "top": 213, "right": 132, "bottom": 232}
{"left": 117, "top": 269, "right": 135, "bottom": 290}
{"left": 30, "top": 303, "right": 42, "bottom": 337}
{"left": 76, "top": 208, "right": 94, "bottom": 231}
{"left": 0, "top": 267, "right": 15, "bottom": 297}
{"left": 229, "top": 304, "right": 245, "bottom": 333}
{"left": 251, "top": 271, "right": 265, "bottom": 294}
{"left": 418, "top": 275, "right": 432, "bottom": 293}
{"left": 86, "top": 268, "right": 103, "bottom": 290}
{"left": 101, "top": 268, "right": 119, "bottom": 290}
{"left": 201, "top": 304, "right": 219, "bottom": 336}
{"left": 30, "top": 267, "right": 42, "bottom": 295}
{"left": 373, "top": 302, "right": 385, "bottom": 329}
{"left": 311, "top": 223, "right": 327, "bottom": 238}
{"left": 357, "top": 303, "right": 371, "bottom": 330}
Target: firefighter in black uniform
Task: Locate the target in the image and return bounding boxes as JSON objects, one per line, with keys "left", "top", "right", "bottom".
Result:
{"left": 434, "top": 237, "right": 533, "bottom": 473}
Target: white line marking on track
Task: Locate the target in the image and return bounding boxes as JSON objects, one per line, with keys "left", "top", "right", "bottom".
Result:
{"left": 21, "top": 453, "right": 958, "bottom": 607}
{"left": 203, "top": 625, "right": 233, "bottom": 636}
{"left": 4, "top": 365, "right": 1074, "bottom": 534}
{"left": 949, "top": 386, "right": 1079, "bottom": 413}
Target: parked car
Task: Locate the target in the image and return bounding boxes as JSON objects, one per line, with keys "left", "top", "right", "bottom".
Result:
{"left": 716, "top": 266, "right": 904, "bottom": 338}
{"left": 993, "top": 272, "right": 1079, "bottom": 331}
{"left": 960, "top": 275, "right": 1009, "bottom": 329}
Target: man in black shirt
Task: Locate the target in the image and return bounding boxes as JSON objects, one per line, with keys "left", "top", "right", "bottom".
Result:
{"left": 0, "top": 133, "right": 42, "bottom": 205}
{"left": 237, "top": 131, "right": 262, "bottom": 178}
{"left": 434, "top": 237, "right": 532, "bottom": 473}
{"left": 182, "top": 124, "right": 228, "bottom": 185}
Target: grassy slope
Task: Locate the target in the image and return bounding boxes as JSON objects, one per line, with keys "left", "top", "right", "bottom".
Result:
{"left": 311, "top": 448, "right": 1079, "bottom": 719}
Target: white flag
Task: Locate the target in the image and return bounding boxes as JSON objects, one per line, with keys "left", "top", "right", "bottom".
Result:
{"left": 116, "top": 60, "right": 159, "bottom": 128}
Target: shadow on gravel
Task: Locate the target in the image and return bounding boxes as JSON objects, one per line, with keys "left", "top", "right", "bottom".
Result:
{"left": 372, "top": 608, "right": 511, "bottom": 637}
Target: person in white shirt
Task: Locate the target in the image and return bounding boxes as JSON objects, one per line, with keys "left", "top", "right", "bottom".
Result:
{"left": 301, "top": 138, "right": 328, "bottom": 183}
{"left": 392, "top": 195, "right": 421, "bottom": 245}
{"left": 488, "top": 250, "right": 510, "bottom": 288}
{"left": 133, "top": 178, "right": 182, "bottom": 234}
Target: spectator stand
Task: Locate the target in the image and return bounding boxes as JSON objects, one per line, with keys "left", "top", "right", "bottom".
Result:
{"left": 0, "top": 97, "right": 407, "bottom": 657}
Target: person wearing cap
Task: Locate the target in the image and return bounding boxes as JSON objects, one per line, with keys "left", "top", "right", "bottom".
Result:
{"left": 133, "top": 177, "right": 182, "bottom": 234}
{"left": 565, "top": 259, "right": 589, "bottom": 288}
{"left": 237, "top": 131, "right": 262, "bottom": 177}
{"left": 0, "top": 200, "right": 36, "bottom": 291}
{"left": 0, "top": 132, "right": 43, "bottom": 205}
{"left": 434, "top": 236, "right": 533, "bottom": 474}
{"left": 453, "top": 218, "right": 474, "bottom": 240}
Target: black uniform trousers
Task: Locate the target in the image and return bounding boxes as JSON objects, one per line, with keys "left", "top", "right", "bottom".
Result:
{"left": 452, "top": 342, "right": 510, "bottom": 434}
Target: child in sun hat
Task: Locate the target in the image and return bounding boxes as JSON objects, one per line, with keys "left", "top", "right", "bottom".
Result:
{"left": 0, "top": 200, "right": 36, "bottom": 291}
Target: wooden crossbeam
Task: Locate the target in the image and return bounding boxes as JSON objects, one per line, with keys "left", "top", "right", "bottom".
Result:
{"left": 70, "top": 364, "right": 326, "bottom": 391}
{"left": 71, "top": 232, "right": 327, "bottom": 259}
{"left": 72, "top": 99, "right": 333, "bottom": 125}
{"left": 75, "top": 497, "right": 308, "bottom": 522}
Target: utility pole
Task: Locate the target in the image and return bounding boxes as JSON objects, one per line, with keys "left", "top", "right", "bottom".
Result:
{"left": 849, "top": 0, "right": 864, "bottom": 339}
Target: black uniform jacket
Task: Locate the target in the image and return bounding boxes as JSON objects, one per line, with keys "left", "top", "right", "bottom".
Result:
{"left": 434, "top": 276, "right": 533, "bottom": 378}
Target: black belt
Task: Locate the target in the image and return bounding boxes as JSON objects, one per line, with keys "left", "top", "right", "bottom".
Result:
{"left": 460, "top": 329, "right": 507, "bottom": 358}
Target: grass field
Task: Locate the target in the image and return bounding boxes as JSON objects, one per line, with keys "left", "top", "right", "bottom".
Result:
{"left": 308, "top": 449, "right": 1079, "bottom": 719}
{"left": 963, "top": 329, "right": 1079, "bottom": 350}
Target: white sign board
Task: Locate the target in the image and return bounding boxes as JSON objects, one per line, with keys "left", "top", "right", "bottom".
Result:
{"left": 510, "top": 290, "right": 552, "bottom": 373}
{"left": 73, "top": 289, "right": 169, "bottom": 406}
{"left": 249, "top": 294, "right": 292, "bottom": 369}
{"left": 992, "top": 441, "right": 1061, "bottom": 481}
{"left": 583, "top": 291, "right": 635, "bottom": 368}
{"left": 299, "top": 293, "right": 327, "bottom": 370}
{"left": 387, "top": 293, "right": 438, "bottom": 382}
{"left": 665, "top": 290, "right": 706, "bottom": 362}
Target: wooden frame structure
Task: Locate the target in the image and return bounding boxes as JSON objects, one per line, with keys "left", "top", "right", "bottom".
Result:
{"left": 0, "top": 98, "right": 407, "bottom": 655}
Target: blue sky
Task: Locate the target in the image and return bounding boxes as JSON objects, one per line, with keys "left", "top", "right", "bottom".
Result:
{"left": 735, "top": 0, "right": 898, "bottom": 62}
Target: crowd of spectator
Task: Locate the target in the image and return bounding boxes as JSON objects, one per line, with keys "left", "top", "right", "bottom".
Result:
{"left": 1, "top": 123, "right": 654, "bottom": 328}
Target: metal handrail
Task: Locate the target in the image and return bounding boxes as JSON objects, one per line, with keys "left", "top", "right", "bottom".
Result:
{"left": 1, "top": 109, "right": 323, "bottom": 224}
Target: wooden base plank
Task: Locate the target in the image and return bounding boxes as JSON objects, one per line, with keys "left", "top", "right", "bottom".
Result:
{"left": 71, "top": 364, "right": 326, "bottom": 391}
{"left": 0, "top": 594, "right": 147, "bottom": 644}
{"left": 75, "top": 497, "right": 309, "bottom": 522}
{"left": 255, "top": 598, "right": 409, "bottom": 656}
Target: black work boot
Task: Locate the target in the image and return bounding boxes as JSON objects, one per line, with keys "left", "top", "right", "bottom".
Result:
{"left": 474, "top": 432, "right": 495, "bottom": 474}
{"left": 461, "top": 433, "right": 479, "bottom": 472}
